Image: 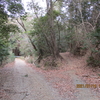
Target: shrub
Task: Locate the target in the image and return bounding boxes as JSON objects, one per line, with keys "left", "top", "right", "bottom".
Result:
{"left": 87, "top": 56, "right": 100, "bottom": 67}
{"left": 87, "top": 50, "right": 100, "bottom": 67}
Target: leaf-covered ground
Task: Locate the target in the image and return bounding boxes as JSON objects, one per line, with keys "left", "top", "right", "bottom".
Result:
{"left": 28, "top": 52, "right": 100, "bottom": 99}
{"left": 0, "top": 59, "right": 63, "bottom": 100}
{"left": 0, "top": 52, "right": 100, "bottom": 100}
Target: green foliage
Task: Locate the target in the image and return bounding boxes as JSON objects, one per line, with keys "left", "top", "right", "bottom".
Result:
{"left": 0, "top": 38, "right": 9, "bottom": 64}
{"left": 29, "top": 10, "right": 62, "bottom": 57}
{"left": 0, "top": 2, "right": 18, "bottom": 65}
{"left": 6, "top": 0, "right": 25, "bottom": 17}
{"left": 87, "top": 28, "right": 100, "bottom": 67}
{"left": 87, "top": 55, "right": 100, "bottom": 67}
{"left": 20, "top": 12, "right": 27, "bottom": 21}
{"left": 65, "top": 0, "right": 100, "bottom": 57}
{"left": 92, "top": 28, "right": 100, "bottom": 40}
{"left": 0, "top": 4, "right": 9, "bottom": 64}
{"left": 52, "top": 10, "right": 61, "bottom": 19}
{"left": 1, "top": 0, "right": 99, "bottom": 69}
{"left": 7, "top": 52, "right": 15, "bottom": 63}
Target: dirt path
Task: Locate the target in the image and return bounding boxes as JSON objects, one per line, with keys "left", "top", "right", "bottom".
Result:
{"left": 0, "top": 55, "right": 99, "bottom": 100}
{"left": 61, "top": 52, "right": 99, "bottom": 100}
{"left": 32, "top": 52, "right": 99, "bottom": 100}
{"left": 65, "top": 70, "right": 99, "bottom": 100}
{"left": 0, "top": 58, "right": 63, "bottom": 100}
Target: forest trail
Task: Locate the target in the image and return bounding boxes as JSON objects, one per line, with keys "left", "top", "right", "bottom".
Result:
{"left": 0, "top": 58, "right": 63, "bottom": 100}
{"left": 60, "top": 52, "right": 99, "bottom": 100}
{"left": 33, "top": 52, "right": 99, "bottom": 100}
{"left": 0, "top": 56, "right": 99, "bottom": 100}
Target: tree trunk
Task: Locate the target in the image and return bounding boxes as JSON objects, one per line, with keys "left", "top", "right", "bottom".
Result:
{"left": 16, "top": 18, "right": 37, "bottom": 51}
{"left": 47, "top": 0, "right": 59, "bottom": 59}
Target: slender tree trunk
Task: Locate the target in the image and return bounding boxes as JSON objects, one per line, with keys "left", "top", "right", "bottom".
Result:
{"left": 16, "top": 18, "right": 37, "bottom": 51}
{"left": 57, "top": 20, "right": 61, "bottom": 52}
{"left": 47, "top": 0, "right": 59, "bottom": 58}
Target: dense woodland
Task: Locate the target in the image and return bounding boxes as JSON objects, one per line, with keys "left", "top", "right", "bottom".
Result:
{"left": 0, "top": 0, "right": 100, "bottom": 67}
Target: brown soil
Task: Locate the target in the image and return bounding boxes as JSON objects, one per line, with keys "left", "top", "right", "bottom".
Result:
{"left": 0, "top": 52, "right": 100, "bottom": 100}
{"left": 0, "top": 59, "right": 63, "bottom": 100}
{"left": 29, "top": 52, "right": 100, "bottom": 100}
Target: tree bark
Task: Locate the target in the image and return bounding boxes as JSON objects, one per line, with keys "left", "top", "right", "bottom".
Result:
{"left": 16, "top": 18, "right": 37, "bottom": 51}
{"left": 47, "top": 0, "right": 59, "bottom": 58}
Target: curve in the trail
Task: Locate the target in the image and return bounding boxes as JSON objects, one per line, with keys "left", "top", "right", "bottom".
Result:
{"left": 0, "top": 58, "right": 99, "bottom": 100}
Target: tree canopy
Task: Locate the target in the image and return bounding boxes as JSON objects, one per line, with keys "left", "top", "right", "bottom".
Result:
{"left": 0, "top": 0, "right": 100, "bottom": 67}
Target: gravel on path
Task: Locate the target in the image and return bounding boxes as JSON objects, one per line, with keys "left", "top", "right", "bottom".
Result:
{"left": 0, "top": 58, "right": 64, "bottom": 100}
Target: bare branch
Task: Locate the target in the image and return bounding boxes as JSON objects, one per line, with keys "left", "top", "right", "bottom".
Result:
{"left": 94, "top": 12, "right": 100, "bottom": 29}
{"left": 77, "top": 21, "right": 95, "bottom": 31}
